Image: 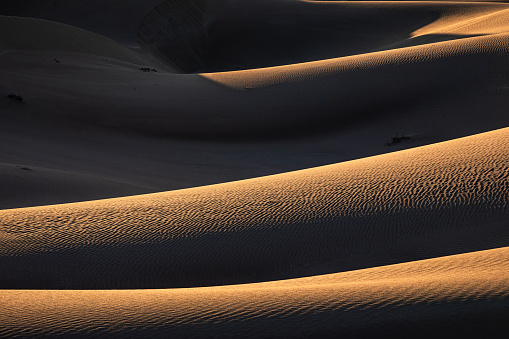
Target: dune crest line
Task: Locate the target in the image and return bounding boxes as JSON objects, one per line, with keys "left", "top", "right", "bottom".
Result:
{"left": 1, "top": 246, "right": 509, "bottom": 337}
{"left": 1, "top": 0, "right": 509, "bottom": 337}
{"left": 1, "top": 127, "right": 508, "bottom": 289}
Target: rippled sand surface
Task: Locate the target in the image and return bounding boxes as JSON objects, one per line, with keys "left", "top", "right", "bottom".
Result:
{"left": 1, "top": 0, "right": 508, "bottom": 337}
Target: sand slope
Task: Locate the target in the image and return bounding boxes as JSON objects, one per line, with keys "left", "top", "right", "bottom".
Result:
{"left": 1, "top": 0, "right": 509, "bottom": 337}
{"left": 0, "top": 16, "right": 166, "bottom": 67}
{"left": 0, "top": 0, "right": 166, "bottom": 45}
{"left": 1, "top": 32, "right": 507, "bottom": 139}
{"left": 1, "top": 127, "right": 507, "bottom": 289}
{"left": 0, "top": 163, "right": 153, "bottom": 209}
{"left": 1, "top": 246, "right": 508, "bottom": 337}
{"left": 141, "top": 0, "right": 509, "bottom": 72}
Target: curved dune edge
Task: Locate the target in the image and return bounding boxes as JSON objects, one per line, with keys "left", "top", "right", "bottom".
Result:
{"left": 2, "top": 32, "right": 507, "bottom": 139}
{"left": 202, "top": 32, "right": 508, "bottom": 89}
{"left": 1, "top": 127, "right": 507, "bottom": 289}
{"left": 0, "top": 0, "right": 168, "bottom": 45}
{"left": 1, "top": 246, "right": 508, "bottom": 337}
{"left": 1, "top": 2, "right": 508, "bottom": 138}
{"left": 411, "top": 6, "right": 509, "bottom": 37}
{"left": 0, "top": 1, "right": 508, "bottom": 337}
{"left": 0, "top": 15, "right": 167, "bottom": 68}
{"left": 138, "top": 0, "right": 509, "bottom": 72}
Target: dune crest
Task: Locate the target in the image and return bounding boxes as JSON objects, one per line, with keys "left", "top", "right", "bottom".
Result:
{"left": 139, "top": 0, "right": 509, "bottom": 72}
{"left": 0, "top": 16, "right": 159, "bottom": 66}
{"left": 1, "top": 127, "right": 507, "bottom": 289}
{"left": 1, "top": 246, "right": 508, "bottom": 337}
{"left": 1, "top": 0, "right": 508, "bottom": 337}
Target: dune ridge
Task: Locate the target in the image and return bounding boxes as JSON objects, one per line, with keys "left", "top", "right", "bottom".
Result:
{"left": 139, "top": 0, "right": 509, "bottom": 72}
{"left": 1, "top": 246, "right": 508, "bottom": 337}
{"left": 1, "top": 0, "right": 508, "bottom": 139}
{"left": 1, "top": 0, "right": 509, "bottom": 337}
{"left": 0, "top": 16, "right": 164, "bottom": 67}
{"left": 1, "top": 127, "right": 507, "bottom": 289}
{"left": 1, "top": 32, "right": 507, "bottom": 139}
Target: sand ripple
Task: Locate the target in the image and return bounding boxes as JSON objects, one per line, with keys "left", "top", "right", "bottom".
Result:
{"left": 1, "top": 127, "right": 507, "bottom": 289}
{"left": 1, "top": 1, "right": 509, "bottom": 336}
{"left": 1, "top": 246, "right": 508, "bottom": 337}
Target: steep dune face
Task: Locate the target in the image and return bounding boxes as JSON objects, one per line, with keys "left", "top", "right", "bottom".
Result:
{"left": 1, "top": 128, "right": 507, "bottom": 289}
{"left": 138, "top": 0, "right": 209, "bottom": 72}
{"left": 138, "top": 0, "right": 509, "bottom": 72}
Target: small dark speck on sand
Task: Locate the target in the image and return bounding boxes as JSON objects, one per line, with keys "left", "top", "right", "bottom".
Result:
{"left": 7, "top": 93, "right": 23, "bottom": 102}
{"left": 17, "top": 166, "right": 33, "bottom": 171}
{"left": 386, "top": 134, "right": 411, "bottom": 146}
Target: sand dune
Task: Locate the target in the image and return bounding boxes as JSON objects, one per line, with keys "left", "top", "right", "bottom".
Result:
{"left": 0, "top": 16, "right": 165, "bottom": 67}
{"left": 1, "top": 0, "right": 508, "bottom": 139}
{"left": 1, "top": 246, "right": 508, "bottom": 337}
{"left": 0, "top": 163, "right": 153, "bottom": 209}
{"left": 1, "top": 0, "right": 508, "bottom": 337}
{"left": 0, "top": 0, "right": 166, "bottom": 45}
{"left": 140, "top": 0, "right": 509, "bottom": 72}
{"left": 1, "top": 127, "right": 507, "bottom": 289}
{"left": 1, "top": 32, "right": 507, "bottom": 139}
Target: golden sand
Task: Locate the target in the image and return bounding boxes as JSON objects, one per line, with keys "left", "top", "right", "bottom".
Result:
{"left": 0, "top": 0, "right": 508, "bottom": 337}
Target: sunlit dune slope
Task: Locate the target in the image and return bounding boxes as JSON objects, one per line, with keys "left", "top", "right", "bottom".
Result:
{"left": 409, "top": 4, "right": 509, "bottom": 37}
{"left": 1, "top": 127, "right": 507, "bottom": 289}
{"left": 0, "top": 164, "right": 153, "bottom": 210}
{"left": 1, "top": 0, "right": 509, "bottom": 337}
{"left": 1, "top": 0, "right": 508, "bottom": 139}
{"left": 2, "top": 32, "right": 508, "bottom": 139}
{"left": 1, "top": 247, "right": 508, "bottom": 338}
{"left": 139, "top": 0, "right": 509, "bottom": 72}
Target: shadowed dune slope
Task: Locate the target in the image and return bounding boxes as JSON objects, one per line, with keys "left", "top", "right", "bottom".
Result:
{"left": 1, "top": 127, "right": 507, "bottom": 289}
{"left": 138, "top": 0, "right": 209, "bottom": 72}
{"left": 139, "top": 0, "right": 509, "bottom": 72}
{"left": 1, "top": 246, "right": 508, "bottom": 338}
{"left": 0, "top": 16, "right": 167, "bottom": 68}
{"left": 0, "top": 164, "right": 154, "bottom": 210}
{"left": 1, "top": 1, "right": 509, "bottom": 336}
{"left": 1, "top": 1, "right": 508, "bottom": 139}
{"left": 1, "top": 32, "right": 508, "bottom": 139}
{"left": 0, "top": 0, "right": 166, "bottom": 45}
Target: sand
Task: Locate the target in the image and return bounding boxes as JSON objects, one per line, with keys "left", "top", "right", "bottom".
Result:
{"left": 1, "top": 247, "right": 508, "bottom": 337}
{"left": 0, "top": 163, "right": 153, "bottom": 209}
{"left": 0, "top": 0, "right": 508, "bottom": 337}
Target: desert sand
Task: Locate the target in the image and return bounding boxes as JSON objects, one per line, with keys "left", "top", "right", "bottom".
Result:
{"left": 0, "top": 0, "right": 508, "bottom": 337}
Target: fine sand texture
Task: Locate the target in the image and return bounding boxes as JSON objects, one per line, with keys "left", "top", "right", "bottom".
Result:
{"left": 1, "top": 0, "right": 509, "bottom": 337}
{"left": 1, "top": 247, "right": 508, "bottom": 338}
